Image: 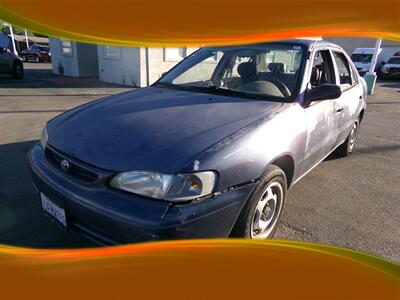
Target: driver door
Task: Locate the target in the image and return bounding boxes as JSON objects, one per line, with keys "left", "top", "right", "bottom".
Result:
{"left": 301, "top": 49, "right": 337, "bottom": 172}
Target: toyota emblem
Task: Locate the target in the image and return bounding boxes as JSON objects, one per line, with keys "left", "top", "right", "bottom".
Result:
{"left": 61, "top": 159, "right": 70, "bottom": 171}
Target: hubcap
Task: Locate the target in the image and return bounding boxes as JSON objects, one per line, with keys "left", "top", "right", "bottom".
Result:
{"left": 251, "top": 182, "right": 283, "bottom": 239}
{"left": 348, "top": 120, "right": 359, "bottom": 152}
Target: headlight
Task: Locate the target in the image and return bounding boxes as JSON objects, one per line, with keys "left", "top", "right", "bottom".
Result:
{"left": 110, "top": 171, "right": 216, "bottom": 202}
{"left": 40, "top": 126, "right": 48, "bottom": 149}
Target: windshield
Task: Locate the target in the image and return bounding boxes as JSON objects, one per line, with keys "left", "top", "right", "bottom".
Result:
{"left": 351, "top": 53, "right": 373, "bottom": 63}
{"left": 387, "top": 57, "right": 400, "bottom": 64}
{"left": 156, "top": 44, "right": 305, "bottom": 101}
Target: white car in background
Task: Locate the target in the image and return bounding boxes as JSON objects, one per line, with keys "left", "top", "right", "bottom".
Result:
{"left": 380, "top": 56, "right": 400, "bottom": 79}
{"left": 350, "top": 48, "right": 381, "bottom": 76}
{"left": 350, "top": 47, "right": 400, "bottom": 76}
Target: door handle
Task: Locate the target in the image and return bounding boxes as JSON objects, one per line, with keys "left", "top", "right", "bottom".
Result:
{"left": 335, "top": 106, "right": 344, "bottom": 113}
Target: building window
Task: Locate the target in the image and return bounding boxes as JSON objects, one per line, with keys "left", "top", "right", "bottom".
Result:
{"left": 103, "top": 46, "right": 120, "bottom": 59}
{"left": 61, "top": 40, "right": 73, "bottom": 56}
{"left": 164, "top": 47, "right": 186, "bottom": 61}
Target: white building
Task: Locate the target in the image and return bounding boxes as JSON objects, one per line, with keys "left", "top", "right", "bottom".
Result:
{"left": 49, "top": 37, "right": 400, "bottom": 87}
{"left": 49, "top": 38, "right": 198, "bottom": 87}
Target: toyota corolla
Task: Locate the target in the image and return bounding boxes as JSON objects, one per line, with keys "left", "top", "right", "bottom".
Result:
{"left": 29, "top": 39, "right": 366, "bottom": 244}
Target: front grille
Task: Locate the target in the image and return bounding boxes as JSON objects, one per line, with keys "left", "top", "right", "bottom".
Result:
{"left": 388, "top": 67, "right": 400, "bottom": 73}
{"left": 45, "top": 146, "right": 98, "bottom": 183}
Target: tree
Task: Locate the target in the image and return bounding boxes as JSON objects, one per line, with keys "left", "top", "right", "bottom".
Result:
{"left": 0, "top": 21, "right": 46, "bottom": 37}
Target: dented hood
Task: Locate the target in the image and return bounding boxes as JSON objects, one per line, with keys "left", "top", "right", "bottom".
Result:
{"left": 47, "top": 87, "right": 282, "bottom": 172}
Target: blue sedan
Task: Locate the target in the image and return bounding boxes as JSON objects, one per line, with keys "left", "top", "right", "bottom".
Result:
{"left": 29, "top": 39, "right": 366, "bottom": 244}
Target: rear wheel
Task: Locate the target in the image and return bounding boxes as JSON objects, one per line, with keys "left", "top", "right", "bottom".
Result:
{"left": 335, "top": 117, "right": 361, "bottom": 157}
{"left": 11, "top": 62, "right": 24, "bottom": 79}
{"left": 231, "top": 165, "right": 287, "bottom": 239}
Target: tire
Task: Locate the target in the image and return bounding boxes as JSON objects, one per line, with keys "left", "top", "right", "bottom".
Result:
{"left": 231, "top": 165, "right": 287, "bottom": 239}
{"left": 11, "top": 61, "right": 24, "bottom": 79}
{"left": 334, "top": 117, "right": 361, "bottom": 157}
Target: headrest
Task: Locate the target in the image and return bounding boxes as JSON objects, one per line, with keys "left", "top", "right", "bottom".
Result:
{"left": 237, "top": 62, "right": 257, "bottom": 80}
{"left": 268, "top": 62, "right": 285, "bottom": 73}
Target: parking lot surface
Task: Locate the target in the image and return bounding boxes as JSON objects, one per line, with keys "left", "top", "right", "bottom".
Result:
{"left": 1, "top": 63, "right": 399, "bottom": 262}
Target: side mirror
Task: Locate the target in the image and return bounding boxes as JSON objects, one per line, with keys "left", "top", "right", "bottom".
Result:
{"left": 381, "top": 61, "right": 385, "bottom": 65}
{"left": 305, "top": 84, "right": 342, "bottom": 104}
{"left": 161, "top": 71, "right": 167, "bottom": 77}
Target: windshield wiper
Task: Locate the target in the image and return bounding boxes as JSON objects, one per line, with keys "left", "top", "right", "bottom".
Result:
{"left": 153, "top": 82, "right": 181, "bottom": 89}
{"left": 191, "top": 85, "right": 270, "bottom": 100}
{"left": 154, "top": 82, "right": 284, "bottom": 101}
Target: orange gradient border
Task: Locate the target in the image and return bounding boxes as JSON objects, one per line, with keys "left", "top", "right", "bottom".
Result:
{"left": 1, "top": 0, "right": 399, "bottom": 46}
{"left": 0, "top": 1, "right": 399, "bottom": 299}
{"left": 0, "top": 239, "right": 399, "bottom": 299}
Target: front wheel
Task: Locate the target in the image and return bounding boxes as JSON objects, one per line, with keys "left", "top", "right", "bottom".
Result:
{"left": 11, "top": 62, "right": 24, "bottom": 79}
{"left": 231, "top": 165, "right": 287, "bottom": 239}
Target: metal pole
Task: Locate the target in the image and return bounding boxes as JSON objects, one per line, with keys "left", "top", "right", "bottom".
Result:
{"left": 364, "top": 38, "right": 382, "bottom": 95}
{"left": 145, "top": 47, "right": 150, "bottom": 86}
{"left": 24, "top": 29, "right": 30, "bottom": 48}
{"left": 368, "top": 38, "right": 382, "bottom": 74}
{"left": 8, "top": 24, "right": 18, "bottom": 56}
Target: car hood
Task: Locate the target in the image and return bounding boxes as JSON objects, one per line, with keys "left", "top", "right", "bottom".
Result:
{"left": 353, "top": 62, "right": 370, "bottom": 69}
{"left": 48, "top": 87, "right": 282, "bottom": 172}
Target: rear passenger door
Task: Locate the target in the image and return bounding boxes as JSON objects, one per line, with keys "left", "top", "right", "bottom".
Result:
{"left": 330, "top": 50, "right": 363, "bottom": 146}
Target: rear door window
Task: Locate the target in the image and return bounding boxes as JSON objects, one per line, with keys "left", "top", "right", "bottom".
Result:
{"left": 332, "top": 51, "right": 354, "bottom": 87}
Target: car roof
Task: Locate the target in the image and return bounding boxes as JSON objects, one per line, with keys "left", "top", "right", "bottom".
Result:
{"left": 293, "top": 39, "right": 346, "bottom": 49}
{"left": 209, "top": 39, "right": 343, "bottom": 52}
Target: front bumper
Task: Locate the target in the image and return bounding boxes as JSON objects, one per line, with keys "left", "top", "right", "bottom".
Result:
{"left": 29, "top": 144, "right": 256, "bottom": 245}
{"left": 380, "top": 71, "right": 400, "bottom": 79}
{"left": 358, "top": 70, "right": 367, "bottom": 76}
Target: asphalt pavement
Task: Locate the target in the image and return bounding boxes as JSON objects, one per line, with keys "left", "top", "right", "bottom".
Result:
{"left": 0, "top": 63, "right": 399, "bottom": 262}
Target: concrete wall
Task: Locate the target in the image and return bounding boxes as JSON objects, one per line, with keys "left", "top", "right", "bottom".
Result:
{"left": 49, "top": 38, "right": 80, "bottom": 77}
{"left": 97, "top": 46, "right": 141, "bottom": 86}
{"left": 49, "top": 38, "right": 99, "bottom": 77}
{"left": 97, "top": 46, "right": 199, "bottom": 87}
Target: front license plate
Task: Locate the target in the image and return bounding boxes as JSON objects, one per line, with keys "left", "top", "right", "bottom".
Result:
{"left": 40, "top": 193, "right": 67, "bottom": 227}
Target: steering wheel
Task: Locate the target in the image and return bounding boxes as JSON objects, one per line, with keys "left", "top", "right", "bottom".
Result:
{"left": 264, "top": 78, "right": 291, "bottom": 97}
{"left": 238, "top": 79, "right": 291, "bottom": 98}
